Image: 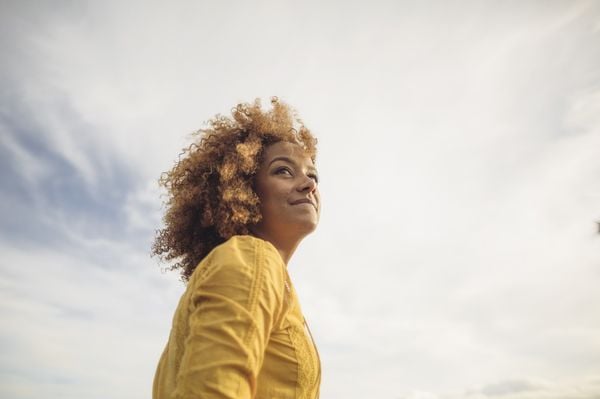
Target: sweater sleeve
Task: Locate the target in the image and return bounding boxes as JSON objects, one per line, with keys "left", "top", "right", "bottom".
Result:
{"left": 172, "top": 237, "right": 286, "bottom": 399}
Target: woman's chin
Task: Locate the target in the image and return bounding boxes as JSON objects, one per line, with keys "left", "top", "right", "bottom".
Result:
{"left": 295, "top": 219, "right": 319, "bottom": 237}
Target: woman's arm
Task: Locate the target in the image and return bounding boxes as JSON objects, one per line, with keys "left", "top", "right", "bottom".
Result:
{"left": 172, "top": 237, "right": 286, "bottom": 399}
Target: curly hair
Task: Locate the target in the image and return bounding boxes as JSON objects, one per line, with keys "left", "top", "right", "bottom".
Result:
{"left": 152, "top": 98, "right": 317, "bottom": 281}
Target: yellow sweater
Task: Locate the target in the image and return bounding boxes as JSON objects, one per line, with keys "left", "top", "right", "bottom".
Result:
{"left": 153, "top": 235, "right": 321, "bottom": 399}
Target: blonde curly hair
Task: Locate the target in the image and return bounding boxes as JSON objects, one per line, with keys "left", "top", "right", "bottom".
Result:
{"left": 152, "top": 98, "right": 317, "bottom": 281}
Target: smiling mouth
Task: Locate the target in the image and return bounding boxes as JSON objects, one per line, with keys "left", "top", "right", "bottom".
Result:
{"left": 291, "top": 200, "right": 317, "bottom": 211}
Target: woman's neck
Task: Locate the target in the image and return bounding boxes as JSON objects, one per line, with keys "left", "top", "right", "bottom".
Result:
{"left": 250, "top": 230, "right": 301, "bottom": 265}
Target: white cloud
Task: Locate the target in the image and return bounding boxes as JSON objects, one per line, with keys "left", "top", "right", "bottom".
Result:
{"left": 1, "top": 1, "right": 599, "bottom": 398}
{"left": 463, "top": 377, "right": 600, "bottom": 399}
{"left": 0, "top": 241, "right": 182, "bottom": 399}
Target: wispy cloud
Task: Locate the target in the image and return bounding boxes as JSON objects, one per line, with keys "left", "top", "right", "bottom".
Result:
{"left": 1, "top": 1, "right": 599, "bottom": 398}
{"left": 463, "top": 377, "right": 600, "bottom": 399}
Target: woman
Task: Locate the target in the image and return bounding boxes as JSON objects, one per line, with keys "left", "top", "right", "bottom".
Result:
{"left": 152, "top": 98, "right": 321, "bottom": 399}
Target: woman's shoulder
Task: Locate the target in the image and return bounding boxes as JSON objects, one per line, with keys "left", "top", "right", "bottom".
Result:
{"left": 213, "top": 235, "right": 281, "bottom": 263}
{"left": 190, "top": 235, "right": 284, "bottom": 283}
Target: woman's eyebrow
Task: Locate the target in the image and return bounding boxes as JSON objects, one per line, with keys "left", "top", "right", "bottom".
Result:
{"left": 268, "top": 156, "right": 295, "bottom": 167}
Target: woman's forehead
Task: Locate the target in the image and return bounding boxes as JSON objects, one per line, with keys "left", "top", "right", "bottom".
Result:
{"left": 263, "top": 142, "right": 315, "bottom": 165}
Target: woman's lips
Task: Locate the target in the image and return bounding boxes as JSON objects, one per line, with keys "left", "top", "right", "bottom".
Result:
{"left": 291, "top": 199, "right": 317, "bottom": 211}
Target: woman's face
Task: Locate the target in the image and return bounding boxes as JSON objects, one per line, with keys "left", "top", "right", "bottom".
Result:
{"left": 252, "top": 141, "right": 320, "bottom": 242}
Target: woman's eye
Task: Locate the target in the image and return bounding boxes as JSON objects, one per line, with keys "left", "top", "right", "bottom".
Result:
{"left": 275, "top": 167, "right": 292, "bottom": 176}
{"left": 309, "top": 174, "right": 319, "bottom": 183}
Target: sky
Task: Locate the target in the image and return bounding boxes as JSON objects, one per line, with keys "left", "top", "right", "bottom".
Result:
{"left": 1, "top": 0, "right": 599, "bottom": 398}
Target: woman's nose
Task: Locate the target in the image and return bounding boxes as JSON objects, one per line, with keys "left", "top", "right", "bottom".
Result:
{"left": 298, "top": 174, "right": 317, "bottom": 193}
